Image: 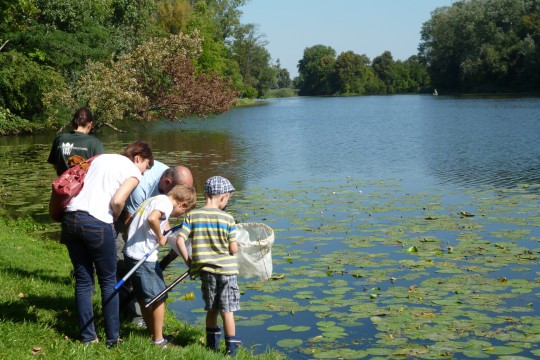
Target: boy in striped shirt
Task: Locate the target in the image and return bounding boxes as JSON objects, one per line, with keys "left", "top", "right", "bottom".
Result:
{"left": 175, "top": 176, "right": 241, "bottom": 356}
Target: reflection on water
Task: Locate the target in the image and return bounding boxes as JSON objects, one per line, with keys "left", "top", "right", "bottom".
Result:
{"left": 144, "top": 128, "right": 241, "bottom": 192}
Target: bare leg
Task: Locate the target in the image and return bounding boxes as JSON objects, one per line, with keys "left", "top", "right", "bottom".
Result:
{"left": 221, "top": 311, "right": 235, "bottom": 337}
{"left": 151, "top": 300, "right": 165, "bottom": 341}
{"left": 138, "top": 300, "right": 153, "bottom": 337}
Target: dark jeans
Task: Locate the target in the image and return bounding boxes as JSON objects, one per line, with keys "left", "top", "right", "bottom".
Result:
{"left": 62, "top": 211, "right": 119, "bottom": 345}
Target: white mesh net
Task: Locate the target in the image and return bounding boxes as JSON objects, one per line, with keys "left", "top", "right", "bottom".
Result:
{"left": 236, "top": 222, "right": 274, "bottom": 280}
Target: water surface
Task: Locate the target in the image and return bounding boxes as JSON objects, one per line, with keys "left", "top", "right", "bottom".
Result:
{"left": 1, "top": 95, "right": 539, "bottom": 359}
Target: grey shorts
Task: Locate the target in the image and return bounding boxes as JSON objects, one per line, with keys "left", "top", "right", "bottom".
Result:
{"left": 124, "top": 256, "right": 167, "bottom": 304}
{"left": 200, "top": 271, "right": 240, "bottom": 313}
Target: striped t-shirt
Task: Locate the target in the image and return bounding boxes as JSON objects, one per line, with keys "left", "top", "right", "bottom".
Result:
{"left": 177, "top": 207, "right": 238, "bottom": 276}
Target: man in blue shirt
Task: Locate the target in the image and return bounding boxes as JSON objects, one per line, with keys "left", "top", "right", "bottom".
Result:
{"left": 124, "top": 161, "right": 193, "bottom": 216}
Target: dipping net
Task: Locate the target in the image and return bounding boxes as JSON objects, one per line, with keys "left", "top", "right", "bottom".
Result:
{"left": 236, "top": 222, "right": 274, "bottom": 280}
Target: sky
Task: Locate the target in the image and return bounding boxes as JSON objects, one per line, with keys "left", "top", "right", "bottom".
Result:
{"left": 240, "top": 0, "right": 457, "bottom": 78}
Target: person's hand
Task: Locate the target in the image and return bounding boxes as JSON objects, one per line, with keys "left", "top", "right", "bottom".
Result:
{"left": 186, "top": 257, "right": 192, "bottom": 267}
{"left": 158, "top": 235, "right": 168, "bottom": 246}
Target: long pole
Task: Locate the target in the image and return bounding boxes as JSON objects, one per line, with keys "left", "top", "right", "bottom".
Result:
{"left": 114, "top": 243, "right": 159, "bottom": 290}
{"left": 115, "top": 224, "right": 182, "bottom": 290}
{"left": 145, "top": 269, "right": 190, "bottom": 308}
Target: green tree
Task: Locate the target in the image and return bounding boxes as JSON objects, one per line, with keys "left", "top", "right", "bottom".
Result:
{"left": 230, "top": 23, "right": 275, "bottom": 97}
{"left": 202, "top": 0, "right": 246, "bottom": 41}
{"left": 419, "top": 0, "right": 539, "bottom": 92}
{"left": 53, "top": 32, "right": 237, "bottom": 128}
{"left": 4, "top": 0, "right": 146, "bottom": 83}
{"left": 10, "top": 24, "right": 129, "bottom": 83}
{"left": 403, "top": 55, "right": 431, "bottom": 92}
{"left": 334, "top": 51, "right": 382, "bottom": 95}
{"left": 0, "top": 50, "right": 66, "bottom": 123}
{"left": 297, "top": 44, "right": 337, "bottom": 95}
{"left": 185, "top": 0, "right": 244, "bottom": 94}
{"left": 372, "top": 51, "right": 398, "bottom": 93}
{"left": 274, "top": 59, "right": 292, "bottom": 89}
{"left": 35, "top": 0, "right": 112, "bottom": 32}
{"left": 156, "top": 0, "right": 193, "bottom": 35}
{"left": 0, "top": 0, "right": 38, "bottom": 32}
{"left": 110, "top": 0, "right": 159, "bottom": 38}
{"left": 0, "top": 107, "right": 37, "bottom": 135}
{"left": 521, "top": 2, "right": 540, "bottom": 87}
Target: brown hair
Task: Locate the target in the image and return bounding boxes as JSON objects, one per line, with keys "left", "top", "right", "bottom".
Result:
{"left": 168, "top": 184, "right": 197, "bottom": 210}
{"left": 121, "top": 140, "right": 154, "bottom": 168}
{"left": 71, "top": 107, "right": 94, "bottom": 128}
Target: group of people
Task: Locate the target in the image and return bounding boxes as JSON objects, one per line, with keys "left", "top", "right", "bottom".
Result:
{"left": 48, "top": 107, "right": 241, "bottom": 355}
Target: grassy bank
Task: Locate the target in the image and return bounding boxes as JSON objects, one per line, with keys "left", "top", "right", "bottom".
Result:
{"left": 0, "top": 215, "right": 284, "bottom": 360}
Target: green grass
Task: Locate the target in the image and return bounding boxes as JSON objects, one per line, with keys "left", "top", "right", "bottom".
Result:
{"left": 0, "top": 216, "right": 285, "bottom": 360}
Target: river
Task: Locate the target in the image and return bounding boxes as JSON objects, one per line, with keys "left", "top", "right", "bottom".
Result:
{"left": 1, "top": 95, "right": 539, "bottom": 359}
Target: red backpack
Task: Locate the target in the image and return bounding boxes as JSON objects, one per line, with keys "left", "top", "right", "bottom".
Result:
{"left": 49, "top": 155, "right": 100, "bottom": 222}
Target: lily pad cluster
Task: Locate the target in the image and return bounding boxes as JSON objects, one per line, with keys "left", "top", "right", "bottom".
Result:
{"left": 168, "top": 179, "right": 540, "bottom": 359}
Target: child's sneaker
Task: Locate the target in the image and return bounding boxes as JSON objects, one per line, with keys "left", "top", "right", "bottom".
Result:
{"left": 82, "top": 338, "right": 99, "bottom": 345}
{"left": 154, "top": 336, "right": 179, "bottom": 349}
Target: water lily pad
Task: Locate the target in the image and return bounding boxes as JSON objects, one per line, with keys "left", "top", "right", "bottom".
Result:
{"left": 462, "top": 349, "right": 491, "bottom": 358}
{"left": 484, "top": 346, "right": 523, "bottom": 355}
{"left": 276, "top": 338, "right": 303, "bottom": 348}
{"left": 267, "top": 324, "right": 292, "bottom": 331}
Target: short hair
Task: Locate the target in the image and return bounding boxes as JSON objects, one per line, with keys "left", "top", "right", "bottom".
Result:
{"left": 121, "top": 140, "right": 154, "bottom": 168}
{"left": 161, "top": 167, "right": 179, "bottom": 182}
{"left": 71, "top": 107, "right": 94, "bottom": 129}
{"left": 167, "top": 184, "right": 197, "bottom": 210}
{"left": 161, "top": 165, "right": 190, "bottom": 185}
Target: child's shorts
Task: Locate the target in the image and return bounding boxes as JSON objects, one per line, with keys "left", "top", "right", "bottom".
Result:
{"left": 200, "top": 271, "right": 240, "bottom": 312}
{"left": 124, "top": 256, "right": 167, "bottom": 304}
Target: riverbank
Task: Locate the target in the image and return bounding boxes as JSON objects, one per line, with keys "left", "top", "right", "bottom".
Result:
{"left": 0, "top": 215, "right": 284, "bottom": 360}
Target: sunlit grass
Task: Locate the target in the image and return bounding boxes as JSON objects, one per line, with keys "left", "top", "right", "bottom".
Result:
{"left": 0, "top": 216, "right": 285, "bottom": 360}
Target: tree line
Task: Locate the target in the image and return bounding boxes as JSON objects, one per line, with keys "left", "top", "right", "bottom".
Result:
{"left": 295, "top": 47, "right": 430, "bottom": 96}
{"left": 419, "top": 0, "right": 540, "bottom": 93}
{"left": 1, "top": 0, "right": 539, "bottom": 135}
{"left": 295, "top": 0, "right": 540, "bottom": 96}
{"left": 0, "top": 0, "right": 288, "bottom": 134}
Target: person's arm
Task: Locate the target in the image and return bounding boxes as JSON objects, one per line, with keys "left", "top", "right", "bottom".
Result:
{"left": 110, "top": 177, "right": 140, "bottom": 221}
{"left": 229, "top": 241, "right": 238, "bottom": 255}
{"left": 175, "top": 235, "right": 191, "bottom": 267}
{"left": 229, "top": 222, "right": 238, "bottom": 255}
{"left": 147, "top": 209, "right": 167, "bottom": 246}
{"left": 163, "top": 220, "right": 171, "bottom": 234}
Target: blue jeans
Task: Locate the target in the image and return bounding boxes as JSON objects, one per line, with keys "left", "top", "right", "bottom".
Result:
{"left": 62, "top": 211, "right": 119, "bottom": 345}
{"left": 124, "top": 256, "right": 167, "bottom": 303}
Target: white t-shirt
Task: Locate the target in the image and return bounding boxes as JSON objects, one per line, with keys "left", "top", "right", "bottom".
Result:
{"left": 123, "top": 194, "right": 173, "bottom": 262}
{"left": 66, "top": 154, "right": 142, "bottom": 223}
